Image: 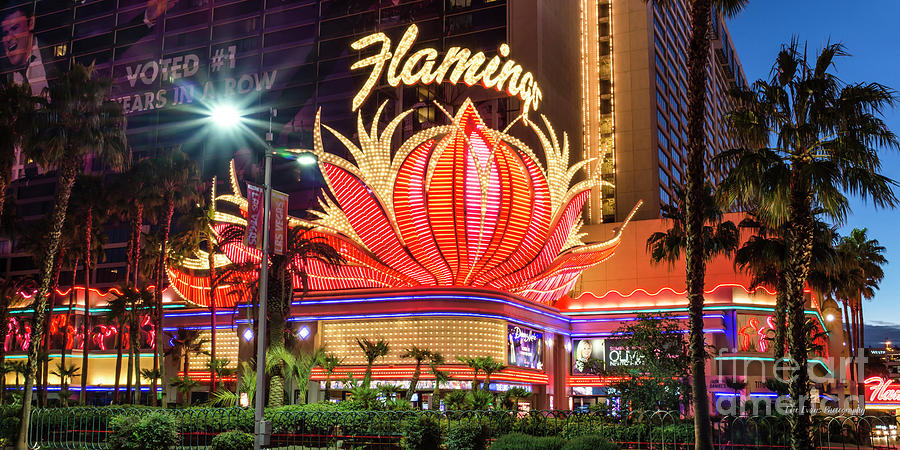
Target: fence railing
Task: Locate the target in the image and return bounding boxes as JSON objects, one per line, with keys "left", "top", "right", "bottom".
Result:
{"left": 27, "top": 407, "right": 900, "bottom": 450}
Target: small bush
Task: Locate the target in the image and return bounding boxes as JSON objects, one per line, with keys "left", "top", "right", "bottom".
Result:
{"left": 492, "top": 432, "right": 566, "bottom": 450}
{"left": 562, "top": 434, "right": 620, "bottom": 450}
{"left": 0, "top": 404, "right": 20, "bottom": 445}
{"left": 109, "top": 411, "right": 179, "bottom": 450}
{"left": 446, "top": 420, "right": 490, "bottom": 450}
{"left": 401, "top": 414, "right": 442, "bottom": 450}
{"left": 210, "top": 430, "right": 253, "bottom": 450}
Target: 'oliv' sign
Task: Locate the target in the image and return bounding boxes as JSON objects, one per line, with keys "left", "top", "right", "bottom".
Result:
{"left": 350, "top": 24, "right": 543, "bottom": 116}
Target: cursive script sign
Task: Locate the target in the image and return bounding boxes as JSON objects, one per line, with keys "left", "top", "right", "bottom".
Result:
{"left": 865, "top": 376, "right": 900, "bottom": 403}
{"left": 350, "top": 24, "right": 543, "bottom": 115}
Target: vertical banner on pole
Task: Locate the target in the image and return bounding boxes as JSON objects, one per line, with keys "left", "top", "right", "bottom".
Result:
{"left": 271, "top": 190, "right": 289, "bottom": 255}
{"left": 244, "top": 183, "right": 264, "bottom": 250}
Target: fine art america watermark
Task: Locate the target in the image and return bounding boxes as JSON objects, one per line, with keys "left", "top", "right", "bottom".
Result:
{"left": 712, "top": 348, "right": 873, "bottom": 416}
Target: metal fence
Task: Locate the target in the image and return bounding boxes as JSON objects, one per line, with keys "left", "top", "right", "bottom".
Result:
{"left": 26, "top": 407, "right": 900, "bottom": 449}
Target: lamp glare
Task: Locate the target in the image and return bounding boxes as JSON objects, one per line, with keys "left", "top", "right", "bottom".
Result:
{"left": 210, "top": 104, "right": 242, "bottom": 128}
{"left": 297, "top": 154, "right": 317, "bottom": 166}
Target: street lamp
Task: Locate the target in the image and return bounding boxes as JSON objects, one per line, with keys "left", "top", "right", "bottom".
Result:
{"left": 207, "top": 103, "right": 273, "bottom": 449}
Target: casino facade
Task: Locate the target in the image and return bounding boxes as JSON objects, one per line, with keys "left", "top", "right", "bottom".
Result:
{"left": 0, "top": 0, "right": 848, "bottom": 409}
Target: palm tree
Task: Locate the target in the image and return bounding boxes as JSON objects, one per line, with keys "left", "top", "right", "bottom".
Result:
{"left": 356, "top": 338, "right": 389, "bottom": 389}
{"left": 50, "top": 363, "right": 79, "bottom": 407}
{"left": 836, "top": 229, "right": 885, "bottom": 355}
{"left": 164, "top": 328, "right": 209, "bottom": 381}
{"left": 140, "top": 368, "right": 161, "bottom": 395}
{"left": 206, "top": 358, "right": 237, "bottom": 392}
{"left": 400, "top": 346, "right": 431, "bottom": 400}
{"left": 176, "top": 197, "right": 225, "bottom": 390}
{"left": 318, "top": 353, "right": 342, "bottom": 401}
{"left": 105, "top": 291, "right": 129, "bottom": 403}
{"left": 500, "top": 386, "right": 531, "bottom": 410}
{"left": 17, "top": 63, "right": 128, "bottom": 448}
{"left": 478, "top": 356, "right": 505, "bottom": 392}
{"left": 67, "top": 175, "right": 110, "bottom": 404}
{"left": 0, "top": 364, "right": 12, "bottom": 405}
{"left": 646, "top": 181, "right": 738, "bottom": 421}
{"left": 0, "top": 81, "right": 35, "bottom": 227}
{"left": 731, "top": 214, "right": 838, "bottom": 360}
{"left": 428, "top": 352, "right": 448, "bottom": 410}
{"left": 458, "top": 356, "right": 483, "bottom": 392}
{"left": 170, "top": 376, "right": 200, "bottom": 407}
{"left": 111, "top": 159, "right": 160, "bottom": 287}
{"left": 0, "top": 277, "right": 33, "bottom": 404}
{"left": 118, "top": 286, "right": 154, "bottom": 404}
{"left": 647, "top": 184, "right": 740, "bottom": 266}
{"left": 640, "top": 0, "right": 749, "bottom": 446}
{"left": 717, "top": 42, "right": 898, "bottom": 450}
{"left": 147, "top": 148, "right": 200, "bottom": 405}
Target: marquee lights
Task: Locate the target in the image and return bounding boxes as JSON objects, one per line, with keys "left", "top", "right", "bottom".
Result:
{"left": 866, "top": 377, "right": 900, "bottom": 404}
{"left": 350, "top": 24, "right": 543, "bottom": 116}
{"left": 167, "top": 97, "right": 639, "bottom": 307}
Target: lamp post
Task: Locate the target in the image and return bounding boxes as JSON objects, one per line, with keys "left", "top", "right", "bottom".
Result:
{"left": 209, "top": 104, "right": 272, "bottom": 448}
{"left": 253, "top": 119, "right": 273, "bottom": 449}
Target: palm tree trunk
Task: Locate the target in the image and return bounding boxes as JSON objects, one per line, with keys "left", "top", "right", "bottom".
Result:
{"left": 40, "top": 249, "right": 65, "bottom": 408}
{"left": 153, "top": 196, "right": 174, "bottom": 407}
{"left": 842, "top": 301, "right": 855, "bottom": 384}
{"left": 431, "top": 377, "right": 440, "bottom": 411}
{"left": 131, "top": 312, "right": 141, "bottom": 405}
{"left": 61, "top": 260, "right": 78, "bottom": 373}
{"left": 683, "top": 1, "right": 714, "bottom": 449}
{"left": 857, "top": 295, "right": 865, "bottom": 351}
{"left": 125, "top": 320, "right": 134, "bottom": 403}
{"left": 407, "top": 362, "right": 421, "bottom": 400}
{"left": 774, "top": 277, "right": 788, "bottom": 361}
{"left": 79, "top": 208, "right": 92, "bottom": 405}
{"left": 114, "top": 320, "right": 124, "bottom": 404}
{"left": 785, "top": 167, "right": 814, "bottom": 450}
{"left": 17, "top": 158, "right": 79, "bottom": 450}
{"left": 0, "top": 178, "right": 6, "bottom": 234}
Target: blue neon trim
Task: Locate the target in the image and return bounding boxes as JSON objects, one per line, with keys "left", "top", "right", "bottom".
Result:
{"left": 237, "top": 312, "right": 571, "bottom": 336}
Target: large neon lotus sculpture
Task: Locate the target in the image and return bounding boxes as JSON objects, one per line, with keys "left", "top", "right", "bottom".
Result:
{"left": 167, "top": 99, "right": 639, "bottom": 307}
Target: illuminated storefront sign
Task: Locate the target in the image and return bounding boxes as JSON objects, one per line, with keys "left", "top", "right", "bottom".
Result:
{"left": 507, "top": 324, "right": 543, "bottom": 370}
{"left": 3, "top": 314, "right": 155, "bottom": 352}
{"left": 737, "top": 314, "right": 828, "bottom": 358}
{"left": 350, "top": 24, "right": 543, "bottom": 114}
{"left": 866, "top": 377, "right": 900, "bottom": 404}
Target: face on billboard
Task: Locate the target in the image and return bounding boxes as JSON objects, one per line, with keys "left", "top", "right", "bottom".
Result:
{"left": 1, "top": 8, "right": 33, "bottom": 68}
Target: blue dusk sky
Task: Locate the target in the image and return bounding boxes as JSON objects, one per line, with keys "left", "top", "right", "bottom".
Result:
{"left": 727, "top": 0, "right": 900, "bottom": 344}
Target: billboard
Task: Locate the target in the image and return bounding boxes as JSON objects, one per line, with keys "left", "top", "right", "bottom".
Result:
{"left": 572, "top": 338, "right": 642, "bottom": 374}
{"left": 0, "top": 1, "right": 386, "bottom": 184}
{"left": 507, "top": 324, "right": 542, "bottom": 370}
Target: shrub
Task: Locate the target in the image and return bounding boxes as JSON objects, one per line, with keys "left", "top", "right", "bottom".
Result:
{"left": 511, "top": 415, "right": 565, "bottom": 436}
{"left": 400, "top": 414, "right": 442, "bottom": 450}
{"left": 210, "top": 430, "right": 253, "bottom": 450}
{"left": 562, "top": 435, "right": 620, "bottom": 450}
{"left": 0, "top": 404, "right": 20, "bottom": 445}
{"left": 446, "top": 420, "right": 490, "bottom": 450}
{"left": 491, "top": 432, "right": 566, "bottom": 450}
{"left": 109, "top": 411, "right": 179, "bottom": 450}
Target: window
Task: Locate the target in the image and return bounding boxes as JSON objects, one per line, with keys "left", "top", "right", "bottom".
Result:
{"left": 657, "top": 110, "right": 667, "bottom": 132}
{"left": 656, "top": 72, "right": 667, "bottom": 92}
{"left": 656, "top": 91, "right": 667, "bottom": 111}
{"left": 657, "top": 129, "right": 668, "bottom": 150}
{"left": 659, "top": 168, "right": 670, "bottom": 187}
{"left": 659, "top": 186, "right": 670, "bottom": 205}
{"left": 658, "top": 148, "right": 669, "bottom": 168}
